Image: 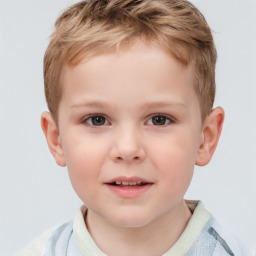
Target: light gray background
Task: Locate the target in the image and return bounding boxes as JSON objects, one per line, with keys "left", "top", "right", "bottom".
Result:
{"left": 0, "top": 0, "right": 255, "bottom": 255}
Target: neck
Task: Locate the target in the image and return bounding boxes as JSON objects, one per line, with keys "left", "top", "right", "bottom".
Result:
{"left": 85, "top": 200, "right": 192, "bottom": 256}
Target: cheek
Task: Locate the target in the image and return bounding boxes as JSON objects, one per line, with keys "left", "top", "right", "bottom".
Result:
{"left": 62, "top": 135, "right": 108, "bottom": 198}
{"left": 63, "top": 132, "right": 107, "bottom": 170}
{"left": 148, "top": 132, "right": 198, "bottom": 192}
{"left": 149, "top": 130, "right": 198, "bottom": 166}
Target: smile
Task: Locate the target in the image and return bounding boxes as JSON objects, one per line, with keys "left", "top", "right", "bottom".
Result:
{"left": 105, "top": 176, "right": 153, "bottom": 198}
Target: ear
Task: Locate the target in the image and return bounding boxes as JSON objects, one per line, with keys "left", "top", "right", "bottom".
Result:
{"left": 41, "top": 112, "right": 66, "bottom": 167}
{"left": 196, "top": 107, "right": 224, "bottom": 166}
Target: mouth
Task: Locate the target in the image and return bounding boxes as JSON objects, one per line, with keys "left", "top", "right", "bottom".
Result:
{"left": 104, "top": 177, "right": 153, "bottom": 198}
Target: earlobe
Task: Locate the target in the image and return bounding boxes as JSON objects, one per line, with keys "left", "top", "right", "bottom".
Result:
{"left": 41, "top": 112, "right": 66, "bottom": 167}
{"left": 196, "top": 107, "right": 224, "bottom": 166}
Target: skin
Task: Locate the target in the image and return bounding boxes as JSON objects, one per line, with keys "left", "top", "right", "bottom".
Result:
{"left": 41, "top": 42, "right": 224, "bottom": 256}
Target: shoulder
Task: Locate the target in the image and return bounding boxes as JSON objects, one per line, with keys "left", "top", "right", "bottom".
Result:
{"left": 184, "top": 201, "right": 254, "bottom": 256}
{"left": 207, "top": 218, "right": 254, "bottom": 256}
{"left": 15, "top": 228, "right": 54, "bottom": 256}
{"left": 15, "top": 221, "right": 73, "bottom": 256}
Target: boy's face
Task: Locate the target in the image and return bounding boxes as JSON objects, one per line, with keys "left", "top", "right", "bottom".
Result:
{"left": 50, "top": 43, "right": 206, "bottom": 227}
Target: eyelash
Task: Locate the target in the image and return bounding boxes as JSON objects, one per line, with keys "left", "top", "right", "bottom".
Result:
{"left": 146, "top": 115, "right": 174, "bottom": 126}
{"left": 82, "top": 114, "right": 110, "bottom": 126}
{"left": 82, "top": 114, "right": 175, "bottom": 127}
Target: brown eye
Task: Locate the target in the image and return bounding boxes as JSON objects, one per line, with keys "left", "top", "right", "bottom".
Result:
{"left": 151, "top": 115, "right": 168, "bottom": 125}
{"left": 87, "top": 115, "right": 107, "bottom": 126}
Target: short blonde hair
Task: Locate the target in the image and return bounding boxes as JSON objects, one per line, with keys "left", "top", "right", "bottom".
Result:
{"left": 44, "top": 0, "right": 217, "bottom": 122}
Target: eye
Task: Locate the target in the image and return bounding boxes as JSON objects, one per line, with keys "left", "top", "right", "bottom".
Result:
{"left": 147, "top": 115, "right": 172, "bottom": 126}
{"left": 84, "top": 115, "right": 109, "bottom": 126}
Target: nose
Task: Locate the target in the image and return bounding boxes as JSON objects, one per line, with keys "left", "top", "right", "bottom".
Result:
{"left": 110, "top": 126, "right": 146, "bottom": 164}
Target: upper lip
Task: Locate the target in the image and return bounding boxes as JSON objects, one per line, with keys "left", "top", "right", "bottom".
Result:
{"left": 105, "top": 176, "right": 153, "bottom": 184}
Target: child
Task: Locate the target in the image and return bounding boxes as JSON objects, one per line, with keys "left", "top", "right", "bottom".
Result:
{"left": 17, "top": 0, "right": 254, "bottom": 255}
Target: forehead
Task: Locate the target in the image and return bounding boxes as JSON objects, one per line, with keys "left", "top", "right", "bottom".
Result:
{"left": 60, "top": 42, "right": 198, "bottom": 112}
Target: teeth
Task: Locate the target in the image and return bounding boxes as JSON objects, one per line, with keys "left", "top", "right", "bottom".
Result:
{"left": 114, "top": 181, "right": 144, "bottom": 186}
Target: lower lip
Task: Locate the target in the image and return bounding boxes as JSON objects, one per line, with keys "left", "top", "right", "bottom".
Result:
{"left": 105, "top": 184, "right": 153, "bottom": 198}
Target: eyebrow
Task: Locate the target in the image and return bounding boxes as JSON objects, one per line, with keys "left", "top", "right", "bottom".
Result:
{"left": 71, "top": 101, "right": 113, "bottom": 109}
{"left": 139, "top": 101, "right": 187, "bottom": 111}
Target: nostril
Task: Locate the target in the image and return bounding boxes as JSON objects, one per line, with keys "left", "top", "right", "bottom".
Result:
{"left": 115, "top": 156, "right": 140, "bottom": 161}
